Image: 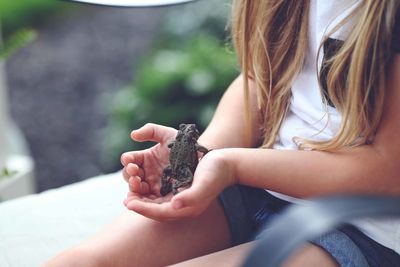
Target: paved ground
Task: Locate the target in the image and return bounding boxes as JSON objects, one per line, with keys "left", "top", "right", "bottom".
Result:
{"left": 6, "top": 4, "right": 164, "bottom": 191}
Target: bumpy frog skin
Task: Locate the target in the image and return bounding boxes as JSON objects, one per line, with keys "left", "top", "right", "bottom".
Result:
{"left": 160, "top": 124, "right": 209, "bottom": 196}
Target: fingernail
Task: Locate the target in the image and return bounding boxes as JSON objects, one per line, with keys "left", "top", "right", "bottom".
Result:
{"left": 173, "top": 200, "right": 184, "bottom": 210}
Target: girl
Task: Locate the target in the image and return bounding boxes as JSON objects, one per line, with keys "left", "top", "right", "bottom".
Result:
{"left": 46, "top": 0, "right": 400, "bottom": 266}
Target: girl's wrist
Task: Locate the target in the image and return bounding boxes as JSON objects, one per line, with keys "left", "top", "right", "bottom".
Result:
{"left": 206, "top": 148, "right": 238, "bottom": 188}
{"left": 222, "top": 148, "right": 239, "bottom": 186}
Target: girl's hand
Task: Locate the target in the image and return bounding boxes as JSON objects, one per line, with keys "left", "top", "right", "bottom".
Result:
{"left": 124, "top": 149, "right": 236, "bottom": 221}
{"left": 121, "top": 123, "right": 177, "bottom": 202}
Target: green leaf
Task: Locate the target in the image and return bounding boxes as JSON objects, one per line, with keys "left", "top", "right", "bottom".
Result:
{"left": 0, "top": 28, "right": 37, "bottom": 59}
{"left": 0, "top": 167, "right": 18, "bottom": 179}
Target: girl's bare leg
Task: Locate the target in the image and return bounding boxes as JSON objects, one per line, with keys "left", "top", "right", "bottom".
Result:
{"left": 169, "top": 242, "right": 254, "bottom": 267}
{"left": 44, "top": 199, "right": 231, "bottom": 267}
{"left": 170, "top": 242, "right": 338, "bottom": 267}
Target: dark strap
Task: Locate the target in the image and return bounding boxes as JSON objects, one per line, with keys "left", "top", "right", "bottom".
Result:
{"left": 242, "top": 195, "right": 400, "bottom": 267}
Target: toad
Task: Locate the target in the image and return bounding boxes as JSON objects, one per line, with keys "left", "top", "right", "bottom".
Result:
{"left": 160, "top": 124, "right": 209, "bottom": 196}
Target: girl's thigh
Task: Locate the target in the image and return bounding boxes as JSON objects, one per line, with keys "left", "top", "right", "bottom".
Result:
{"left": 44, "top": 199, "right": 231, "bottom": 267}
{"left": 168, "top": 241, "right": 338, "bottom": 267}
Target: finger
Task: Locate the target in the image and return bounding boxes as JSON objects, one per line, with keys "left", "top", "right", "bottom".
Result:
{"left": 128, "top": 176, "right": 142, "bottom": 192}
{"left": 123, "top": 193, "right": 157, "bottom": 206}
{"left": 124, "top": 194, "right": 168, "bottom": 205}
{"left": 122, "top": 167, "right": 130, "bottom": 182}
{"left": 121, "top": 151, "right": 145, "bottom": 167}
{"left": 124, "top": 165, "right": 144, "bottom": 186}
{"left": 126, "top": 201, "right": 168, "bottom": 220}
{"left": 131, "top": 123, "right": 176, "bottom": 144}
{"left": 123, "top": 192, "right": 137, "bottom": 206}
{"left": 129, "top": 176, "right": 149, "bottom": 195}
{"left": 139, "top": 180, "right": 150, "bottom": 195}
{"left": 120, "top": 152, "right": 133, "bottom": 166}
{"left": 151, "top": 182, "right": 161, "bottom": 196}
{"left": 171, "top": 180, "right": 215, "bottom": 210}
{"left": 126, "top": 163, "right": 140, "bottom": 177}
{"left": 124, "top": 192, "right": 156, "bottom": 203}
{"left": 126, "top": 200, "right": 191, "bottom": 221}
{"left": 126, "top": 191, "right": 140, "bottom": 198}
{"left": 125, "top": 191, "right": 149, "bottom": 201}
{"left": 129, "top": 176, "right": 152, "bottom": 195}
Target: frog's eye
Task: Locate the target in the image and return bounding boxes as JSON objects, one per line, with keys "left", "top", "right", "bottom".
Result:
{"left": 179, "top": 124, "right": 186, "bottom": 130}
{"left": 176, "top": 132, "right": 183, "bottom": 139}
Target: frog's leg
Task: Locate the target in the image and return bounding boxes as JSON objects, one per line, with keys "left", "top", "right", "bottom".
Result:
{"left": 195, "top": 143, "right": 210, "bottom": 154}
{"left": 160, "top": 166, "right": 173, "bottom": 196}
{"left": 172, "top": 166, "right": 193, "bottom": 195}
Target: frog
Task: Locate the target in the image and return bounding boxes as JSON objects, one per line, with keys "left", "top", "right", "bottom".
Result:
{"left": 160, "top": 124, "right": 209, "bottom": 196}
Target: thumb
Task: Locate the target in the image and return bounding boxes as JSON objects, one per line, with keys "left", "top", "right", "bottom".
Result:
{"left": 131, "top": 123, "right": 176, "bottom": 143}
{"left": 171, "top": 180, "right": 216, "bottom": 210}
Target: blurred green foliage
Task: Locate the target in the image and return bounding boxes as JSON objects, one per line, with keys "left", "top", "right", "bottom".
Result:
{"left": 0, "top": 29, "right": 37, "bottom": 59}
{"left": 0, "top": 0, "right": 66, "bottom": 35}
{"left": 101, "top": 0, "right": 239, "bottom": 168}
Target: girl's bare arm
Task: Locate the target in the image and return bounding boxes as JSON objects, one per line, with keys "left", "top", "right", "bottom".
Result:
{"left": 198, "top": 74, "right": 262, "bottom": 149}
{"left": 221, "top": 56, "right": 400, "bottom": 197}
{"left": 126, "top": 58, "right": 400, "bottom": 220}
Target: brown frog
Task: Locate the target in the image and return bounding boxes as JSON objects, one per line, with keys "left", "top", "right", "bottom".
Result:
{"left": 160, "top": 124, "right": 209, "bottom": 196}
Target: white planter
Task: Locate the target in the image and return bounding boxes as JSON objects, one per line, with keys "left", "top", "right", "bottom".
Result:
{"left": 0, "top": 51, "right": 36, "bottom": 201}
{"left": 0, "top": 155, "right": 35, "bottom": 201}
{"left": 0, "top": 61, "right": 9, "bottom": 172}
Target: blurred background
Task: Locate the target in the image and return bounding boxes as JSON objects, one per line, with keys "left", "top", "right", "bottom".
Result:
{"left": 0, "top": 0, "right": 239, "bottom": 200}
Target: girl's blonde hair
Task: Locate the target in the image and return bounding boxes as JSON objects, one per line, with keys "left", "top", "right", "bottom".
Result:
{"left": 231, "top": 0, "right": 399, "bottom": 150}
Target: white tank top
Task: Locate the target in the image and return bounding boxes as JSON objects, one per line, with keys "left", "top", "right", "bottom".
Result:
{"left": 269, "top": 0, "right": 400, "bottom": 254}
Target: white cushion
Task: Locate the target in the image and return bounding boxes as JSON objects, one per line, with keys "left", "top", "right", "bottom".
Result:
{"left": 0, "top": 172, "right": 126, "bottom": 267}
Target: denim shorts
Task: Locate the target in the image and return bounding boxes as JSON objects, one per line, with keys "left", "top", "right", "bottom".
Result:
{"left": 219, "top": 185, "right": 400, "bottom": 267}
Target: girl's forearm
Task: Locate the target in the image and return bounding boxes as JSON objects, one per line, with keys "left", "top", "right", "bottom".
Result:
{"left": 198, "top": 74, "right": 262, "bottom": 150}
{"left": 221, "top": 146, "right": 400, "bottom": 198}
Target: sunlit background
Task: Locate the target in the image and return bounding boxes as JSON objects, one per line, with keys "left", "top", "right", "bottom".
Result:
{"left": 0, "top": 0, "right": 238, "bottom": 200}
